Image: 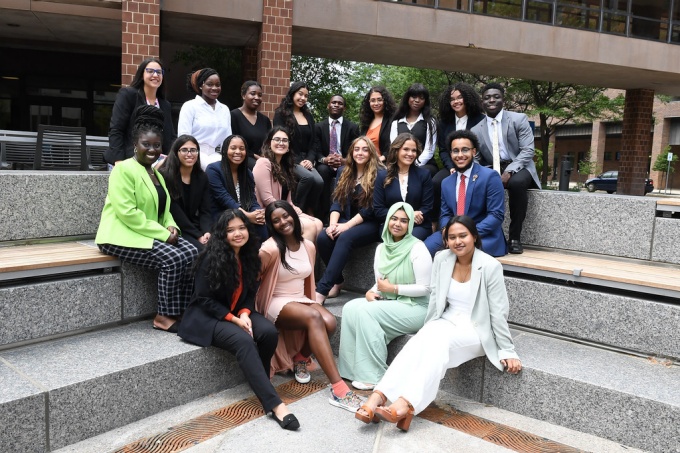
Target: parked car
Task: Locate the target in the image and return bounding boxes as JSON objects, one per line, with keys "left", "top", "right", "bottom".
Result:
{"left": 585, "top": 171, "right": 654, "bottom": 194}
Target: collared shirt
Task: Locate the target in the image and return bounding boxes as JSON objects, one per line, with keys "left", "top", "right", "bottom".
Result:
{"left": 178, "top": 95, "right": 232, "bottom": 149}
{"left": 328, "top": 116, "right": 344, "bottom": 152}
{"left": 486, "top": 109, "right": 509, "bottom": 160}
{"left": 389, "top": 113, "right": 437, "bottom": 166}
{"left": 455, "top": 114, "right": 468, "bottom": 131}
{"left": 456, "top": 163, "right": 474, "bottom": 204}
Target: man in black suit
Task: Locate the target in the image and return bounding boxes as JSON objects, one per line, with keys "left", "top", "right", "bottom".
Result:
{"left": 314, "top": 94, "right": 360, "bottom": 223}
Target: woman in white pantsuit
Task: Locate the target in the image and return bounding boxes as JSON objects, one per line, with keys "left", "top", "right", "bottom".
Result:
{"left": 355, "top": 215, "right": 522, "bottom": 431}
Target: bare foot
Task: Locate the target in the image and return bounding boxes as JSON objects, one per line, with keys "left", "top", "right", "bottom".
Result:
{"left": 384, "top": 397, "right": 411, "bottom": 417}
{"left": 272, "top": 402, "right": 291, "bottom": 419}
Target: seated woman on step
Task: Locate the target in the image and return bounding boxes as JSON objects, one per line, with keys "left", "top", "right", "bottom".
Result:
{"left": 355, "top": 215, "right": 521, "bottom": 432}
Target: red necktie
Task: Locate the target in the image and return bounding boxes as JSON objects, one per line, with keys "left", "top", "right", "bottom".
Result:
{"left": 457, "top": 174, "right": 466, "bottom": 215}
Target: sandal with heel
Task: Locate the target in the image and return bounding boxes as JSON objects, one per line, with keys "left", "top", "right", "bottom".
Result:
{"left": 375, "top": 397, "right": 415, "bottom": 432}
{"left": 355, "top": 390, "right": 386, "bottom": 424}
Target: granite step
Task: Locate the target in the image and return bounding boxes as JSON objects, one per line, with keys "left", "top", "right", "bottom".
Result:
{"left": 325, "top": 290, "right": 680, "bottom": 453}
{"left": 0, "top": 321, "right": 245, "bottom": 452}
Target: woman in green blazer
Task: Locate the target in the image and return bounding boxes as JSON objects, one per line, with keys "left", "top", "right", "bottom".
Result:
{"left": 96, "top": 105, "right": 198, "bottom": 332}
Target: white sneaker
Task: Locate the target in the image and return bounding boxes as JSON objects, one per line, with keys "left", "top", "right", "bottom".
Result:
{"left": 328, "top": 389, "right": 365, "bottom": 413}
{"left": 294, "top": 361, "right": 311, "bottom": 384}
{"left": 351, "top": 381, "right": 375, "bottom": 391}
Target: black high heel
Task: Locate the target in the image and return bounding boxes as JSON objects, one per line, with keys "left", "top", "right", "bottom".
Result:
{"left": 272, "top": 411, "right": 300, "bottom": 431}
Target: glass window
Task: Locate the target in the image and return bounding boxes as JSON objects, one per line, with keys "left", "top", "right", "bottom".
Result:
{"left": 602, "top": 12, "right": 628, "bottom": 33}
{"left": 631, "top": 0, "right": 669, "bottom": 19}
{"left": 30, "top": 105, "right": 53, "bottom": 130}
{"left": 473, "top": 0, "right": 522, "bottom": 19}
{"left": 0, "top": 99, "right": 10, "bottom": 130}
{"left": 526, "top": 0, "right": 554, "bottom": 22}
{"left": 630, "top": 17, "right": 667, "bottom": 40}
{"left": 438, "top": 0, "right": 470, "bottom": 10}
{"left": 557, "top": 5, "right": 601, "bottom": 29}
{"left": 61, "top": 107, "right": 83, "bottom": 128}
{"left": 603, "top": 0, "right": 628, "bottom": 13}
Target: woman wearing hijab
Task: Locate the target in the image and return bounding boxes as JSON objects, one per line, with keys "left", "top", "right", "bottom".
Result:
{"left": 338, "top": 202, "right": 432, "bottom": 392}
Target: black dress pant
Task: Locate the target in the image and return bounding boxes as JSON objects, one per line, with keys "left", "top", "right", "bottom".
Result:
{"left": 212, "top": 312, "right": 281, "bottom": 412}
{"left": 506, "top": 168, "right": 535, "bottom": 241}
{"left": 315, "top": 163, "right": 337, "bottom": 224}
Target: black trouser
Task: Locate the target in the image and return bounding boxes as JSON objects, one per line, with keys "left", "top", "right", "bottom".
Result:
{"left": 506, "top": 168, "right": 534, "bottom": 241}
{"left": 294, "top": 164, "right": 324, "bottom": 214}
{"left": 315, "top": 163, "right": 336, "bottom": 225}
{"left": 212, "top": 312, "right": 281, "bottom": 412}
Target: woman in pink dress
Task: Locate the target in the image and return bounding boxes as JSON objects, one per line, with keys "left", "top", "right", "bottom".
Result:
{"left": 256, "top": 200, "right": 363, "bottom": 413}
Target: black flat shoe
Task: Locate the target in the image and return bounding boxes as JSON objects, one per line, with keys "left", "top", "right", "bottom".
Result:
{"left": 509, "top": 240, "right": 524, "bottom": 254}
{"left": 272, "top": 412, "right": 300, "bottom": 431}
{"left": 153, "top": 321, "right": 179, "bottom": 333}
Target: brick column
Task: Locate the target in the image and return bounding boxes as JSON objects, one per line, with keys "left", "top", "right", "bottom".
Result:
{"left": 618, "top": 89, "right": 654, "bottom": 195}
{"left": 257, "top": 0, "right": 293, "bottom": 119}
{"left": 589, "top": 120, "right": 606, "bottom": 178}
{"left": 650, "top": 112, "right": 670, "bottom": 189}
{"left": 242, "top": 46, "right": 259, "bottom": 83}
{"left": 121, "top": 0, "right": 160, "bottom": 86}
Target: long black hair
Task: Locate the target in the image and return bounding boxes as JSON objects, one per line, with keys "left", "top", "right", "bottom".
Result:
{"left": 130, "top": 57, "right": 167, "bottom": 99}
{"left": 274, "top": 81, "right": 310, "bottom": 135}
{"left": 220, "top": 135, "right": 255, "bottom": 210}
{"left": 439, "top": 82, "right": 484, "bottom": 124}
{"left": 195, "top": 209, "right": 261, "bottom": 294}
{"left": 158, "top": 135, "right": 202, "bottom": 201}
{"left": 261, "top": 126, "right": 297, "bottom": 199}
{"left": 444, "top": 215, "right": 483, "bottom": 250}
{"left": 394, "top": 83, "right": 436, "bottom": 146}
{"left": 265, "top": 200, "right": 303, "bottom": 272}
{"left": 131, "top": 104, "right": 165, "bottom": 143}
{"left": 359, "top": 86, "right": 397, "bottom": 133}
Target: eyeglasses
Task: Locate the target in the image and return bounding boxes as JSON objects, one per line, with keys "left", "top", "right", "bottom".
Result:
{"left": 178, "top": 148, "right": 199, "bottom": 155}
{"left": 272, "top": 137, "right": 289, "bottom": 144}
{"left": 451, "top": 147, "right": 473, "bottom": 155}
{"left": 145, "top": 68, "right": 165, "bottom": 76}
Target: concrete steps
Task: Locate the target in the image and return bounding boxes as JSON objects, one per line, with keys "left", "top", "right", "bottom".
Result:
{"left": 0, "top": 321, "right": 245, "bottom": 452}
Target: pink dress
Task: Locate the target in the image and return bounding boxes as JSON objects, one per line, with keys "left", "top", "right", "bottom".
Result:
{"left": 267, "top": 246, "right": 318, "bottom": 323}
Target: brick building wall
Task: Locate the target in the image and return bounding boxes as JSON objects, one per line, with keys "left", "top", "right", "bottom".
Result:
{"left": 121, "top": 0, "right": 161, "bottom": 87}
{"left": 257, "top": 0, "right": 293, "bottom": 118}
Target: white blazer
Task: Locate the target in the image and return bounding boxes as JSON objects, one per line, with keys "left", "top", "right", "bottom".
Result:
{"left": 425, "top": 248, "right": 519, "bottom": 371}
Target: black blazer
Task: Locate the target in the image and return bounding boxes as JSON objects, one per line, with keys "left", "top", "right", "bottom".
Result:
{"left": 273, "top": 110, "right": 317, "bottom": 163}
{"left": 361, "top": 116, "right": 392, "bottom": 157}
{"left": 373, "top": 165, "right": 434, "bottom": 224}
{"left": 106, "top": 86, "right": 177, "bottom": 164}
{"left": 314, "top": 117, "right": 360, "bottom": 161}
{"left": 167, "top": 172, "right": 213, "bottom": 241}
{"left": 437, "top": 113, "right": 485, "bottom": 170}
{"left": 178, "top": 259, "right": 255, "bottom": 347}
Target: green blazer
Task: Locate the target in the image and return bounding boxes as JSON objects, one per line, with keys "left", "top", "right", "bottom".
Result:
{"left": 95, "top": 158, "right": 178, "bottom": 249}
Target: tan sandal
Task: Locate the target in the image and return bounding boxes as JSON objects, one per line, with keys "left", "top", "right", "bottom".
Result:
{"left": 375, "top": 396, "right": 415, "bottom": 432}
{"left": 355, "top": 390, "right": 386, "bottom": 424}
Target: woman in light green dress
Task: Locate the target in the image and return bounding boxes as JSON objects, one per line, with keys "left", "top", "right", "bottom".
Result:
{"left": 338, "top": 201, "right": 432, "bottom": 390}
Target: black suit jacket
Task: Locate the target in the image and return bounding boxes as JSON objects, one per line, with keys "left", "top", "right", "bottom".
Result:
{"left": 178, "top": 259, "right": 255, "bottom": 347}
{"left": 437, "top": 112, "right": 485, "bottom": 170}
{"left": 373, "top": 166, "right": 434, "bottom": 224}
{"left": 314, "top": 117, "right": 360, "bottom": 162}
{"left": 361, "top": 116, "right": 392, "bottom": 157}
{"left": 166, "top": 171, "right": 213, "bottom": 241}
{"left": 106, "top": 86, "right": 176, "bottom": 164}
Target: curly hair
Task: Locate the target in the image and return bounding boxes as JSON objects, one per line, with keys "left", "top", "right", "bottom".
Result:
{"left": 130, "top": 58, "right": 167, "bottom": 99}
{"left": 186, "top": 68, "right": 219, "bottom": 96}
{"left": 359, "top": 86, "right": 397, "bottom": 133}
{"left": 394, "top": 83, "right": 436, "bottom": 146}
{"left": 445, "top": 129, "right": 480, "bottom": 153}
{"left": 332, "top": 137, "right": 383, "bottom": 210}
{"left": 383, "top": 133, "right": 422, "bottom": 187}
{"left": 158, "top": 135, "right": 202, "bottom": 201}
{"left": 274, "top": 81, "right": 310, "bottom": 135}
{"left": 195, "top": 209, "right": 261, "bottom": 295}
{"left": 219, "top": 135, "right": 256, "bottom": 211}
{"left": 260, "top": 126, "right": 297, "bottom": 199}
{"left": 265, "top": 201, "right": 304, "bottom": 273}
{"left": 438, "top": 82, "right": 484, "bottom": 124}
{"left": 131, "top": 104, "right": 165, "bottom": 144}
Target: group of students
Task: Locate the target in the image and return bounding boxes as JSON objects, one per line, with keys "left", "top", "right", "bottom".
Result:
{"left": 97, "top": 57, "right": 524, "bottom": 432}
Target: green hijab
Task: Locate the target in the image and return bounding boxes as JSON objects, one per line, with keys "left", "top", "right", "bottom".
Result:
{"left": 378, "top": 202, "right": 426, "bottom": 306}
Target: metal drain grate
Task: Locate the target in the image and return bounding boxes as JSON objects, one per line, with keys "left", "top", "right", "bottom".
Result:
{"left": 112, "top": 379, "right": 328, "bottom": 453}
{"left": 419, "top": 404, "right": 590, "bottom": 453}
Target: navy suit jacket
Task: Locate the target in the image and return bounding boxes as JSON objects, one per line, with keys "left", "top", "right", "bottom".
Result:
{"left": 470, "top": 111, "right": 541, "bottom": 189}
{"left": 440, "top": 163, "right": 506, "bottom": 257}
{"left": 374, "top": 166, "right": 433, "bottom": 224}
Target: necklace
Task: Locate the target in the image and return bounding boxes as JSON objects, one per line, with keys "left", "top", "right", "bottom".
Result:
{"left": 456, "top": 262, "right": 472, "bottom": 282}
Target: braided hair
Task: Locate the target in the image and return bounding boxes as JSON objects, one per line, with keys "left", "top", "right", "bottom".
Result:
{"left": 131, "top": 104, "right": 165, "bottom": 143}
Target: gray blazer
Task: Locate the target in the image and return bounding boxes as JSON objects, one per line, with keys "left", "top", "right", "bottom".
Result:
{"left": 470, "top": 111, "right": 541, "bottom": 189}
{"left": 425, "top": 249, "right": 519, "bottom": 371}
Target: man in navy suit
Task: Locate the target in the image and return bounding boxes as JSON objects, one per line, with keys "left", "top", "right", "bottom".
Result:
{"left": 424, "top": 130, "right": 506, "bottom": 257}
{"left": 470, "top": 83, "right": 540, "bottom": 254}
{"left": 314, "top": 94, "right": 360, "bottom": 223}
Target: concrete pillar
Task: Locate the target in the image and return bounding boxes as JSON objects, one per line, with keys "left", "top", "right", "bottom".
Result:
{"left": 242, "top": 46, "right": 259, "bottom": 84}
{"left": 121, "top": 0, "right": 160, "bottom": 86}
{"left": 650, "top": 111, "right": 670, "bottom": 188}
{"left": 257, "top": 0, "right": 293, "bottom": 119}
{"left": 618, "top": 89, "right": 654, "bottom": 195}
{"left": 589, "top": 120, "right": 606, "bottom": 178}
